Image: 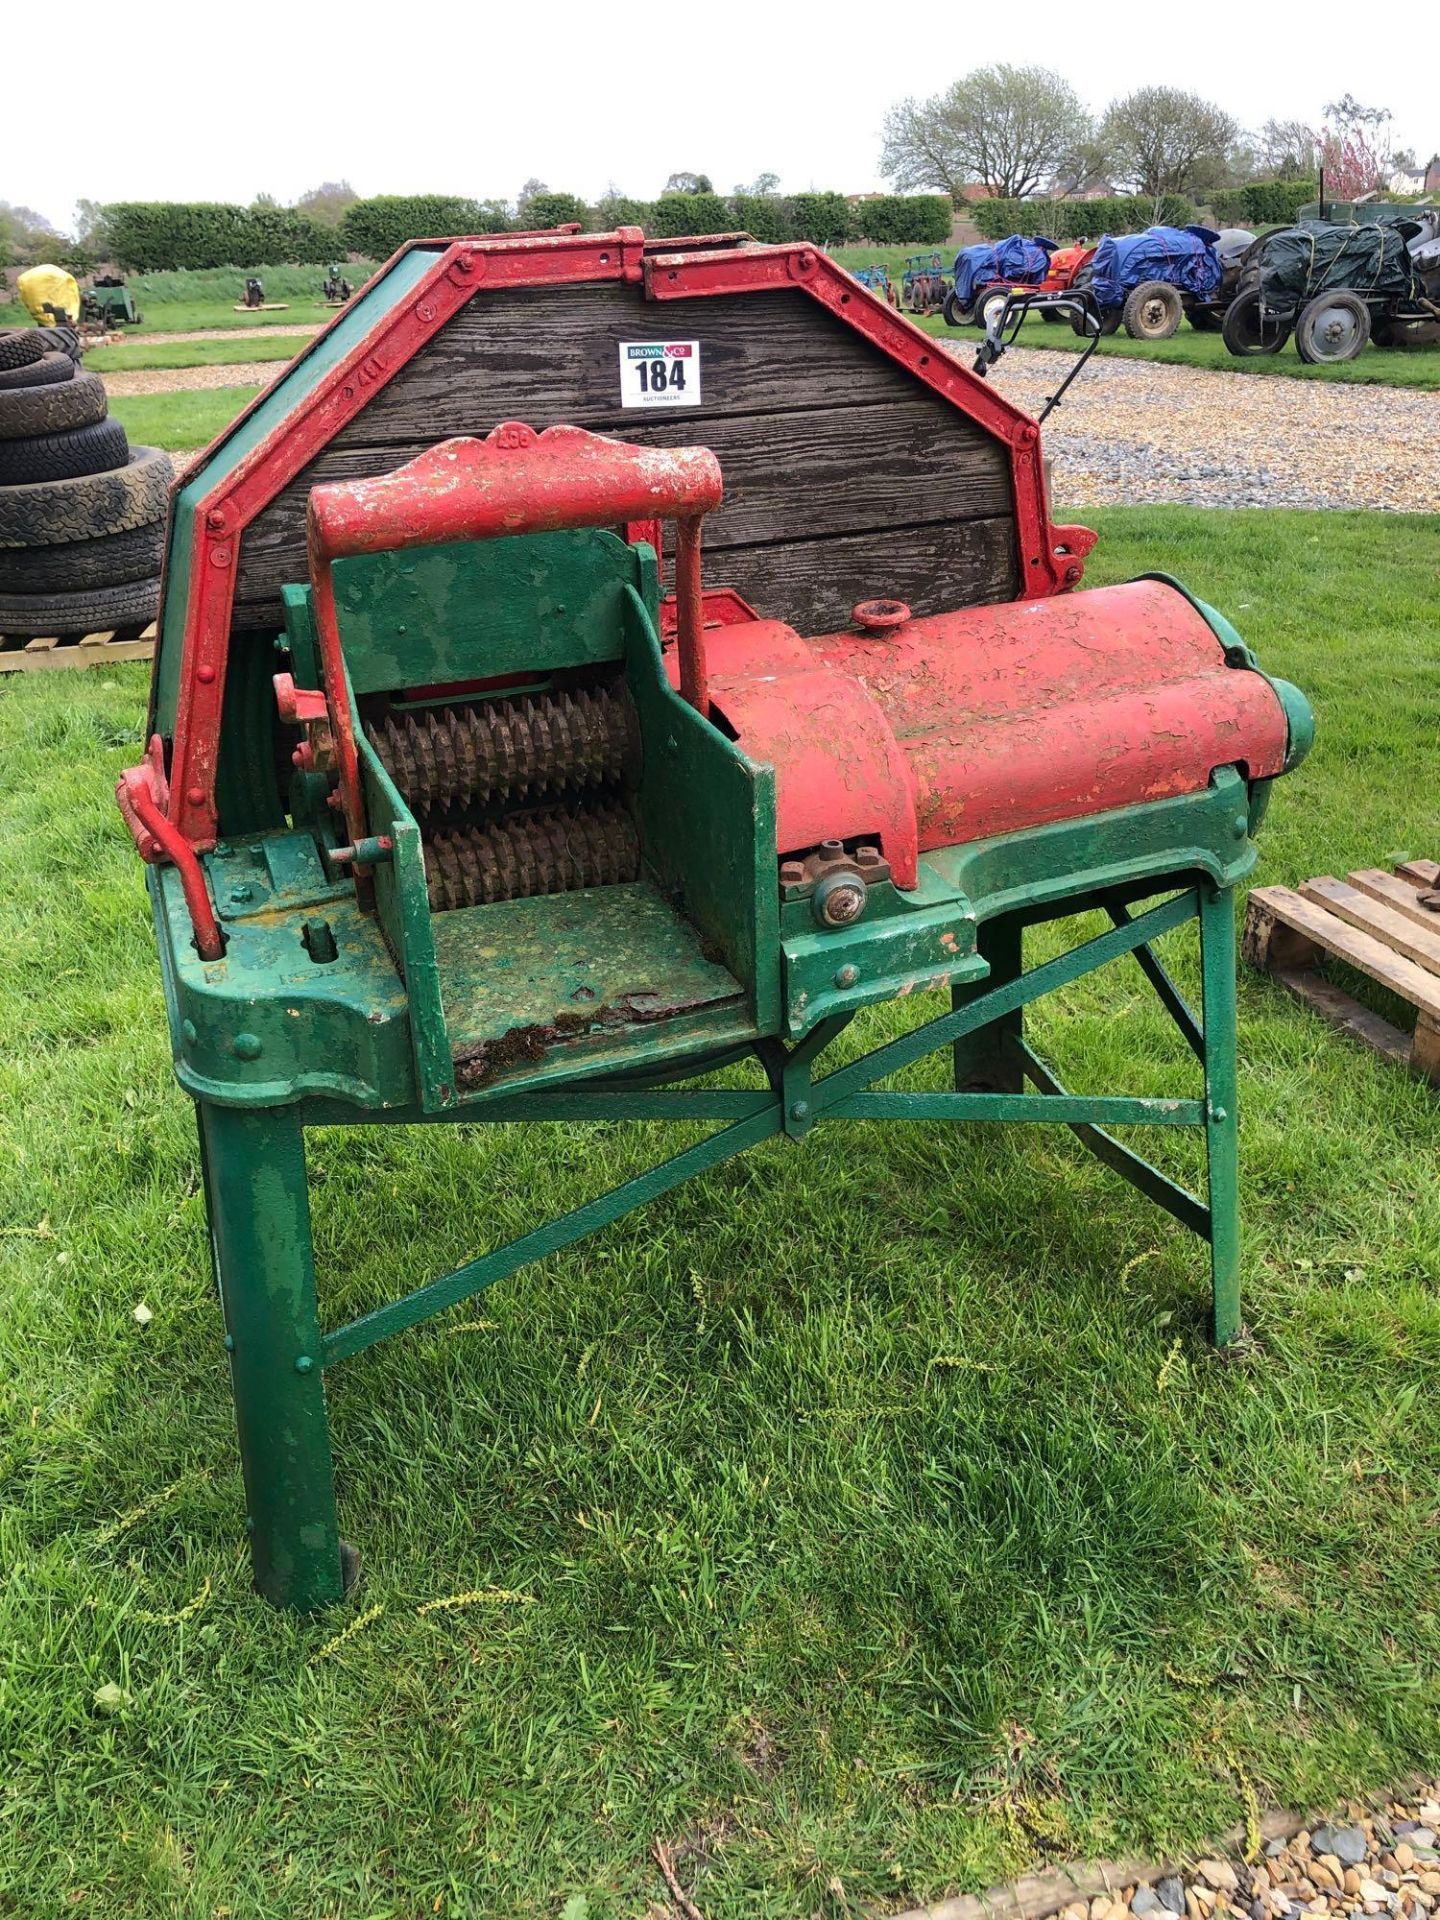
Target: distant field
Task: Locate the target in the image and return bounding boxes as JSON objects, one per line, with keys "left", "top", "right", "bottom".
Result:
{"left": 106, "top": 386, "right": 258, "bottom": 452}
{"left": 87, "top": 335, "right": 303, "bottom": 372}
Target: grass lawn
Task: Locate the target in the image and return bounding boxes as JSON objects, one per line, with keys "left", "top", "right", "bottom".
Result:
{"left": 86, "top": 334, "right": 306, "bottom": 373}
{"left": 2, "top": 507, "right": 1439, "bottom": 1919}
{"left": 106, "top": 387, "right": 262, "bottom": 454}
{"left": 0, "top": 297, "right": 339, "bottom": 336}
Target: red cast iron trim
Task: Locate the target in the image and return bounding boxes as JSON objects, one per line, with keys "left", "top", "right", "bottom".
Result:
{"left": 116, "top": 738, "right": 225, "bottom": 961}
{"left": 641, "top": 242, "right": 1097, "bottom": 597}
{"left": 305, "top": 424, "right": 724, "bottom": 858}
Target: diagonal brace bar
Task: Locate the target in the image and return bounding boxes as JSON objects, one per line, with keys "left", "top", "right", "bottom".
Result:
{"left": 1105, "top": 895, "right": 1205, "bottom": 1061}
{"left": 813, "top": 890, "right": 1198, "bottom": 1113}
{"left": 830, "top": 1090, "right": 1203, "bottom": 1126}
{"left": 321, "top": 1104, "right": 782, "bottom": 1366}
{"left": 1014, "top": 1039, "right": 1210, "bottom": 1238}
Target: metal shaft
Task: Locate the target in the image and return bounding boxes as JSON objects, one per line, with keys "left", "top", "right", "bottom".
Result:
{"left": 424, "top": 801, "right": 640, "bottom": 912}
{"left": 368, "top": 684, "right": 633, "bottom": 815}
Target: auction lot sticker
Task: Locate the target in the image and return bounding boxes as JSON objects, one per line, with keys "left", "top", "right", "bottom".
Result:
{"left": 618, "top": 340, "right": 702, "bottom": 407}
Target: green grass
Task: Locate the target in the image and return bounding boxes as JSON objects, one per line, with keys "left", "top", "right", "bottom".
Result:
{"left": 1, "top": 263, "right": 380, "bottom": 337}
{"left": 2, "top": 508, "right": 1440, "bottom": 1920}
{"left": 106, "top": 386, "right": 261, "bottom": 453}
{"left": 86, "top": 334, "right": 304, "bottom": 373}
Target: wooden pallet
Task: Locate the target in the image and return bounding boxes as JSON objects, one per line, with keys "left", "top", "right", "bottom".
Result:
{"left": 1243, "top": 862, "right": 1440, "bottom": 1083}
{"left": 0, "top": 621, "right": 156, "bottom": 673}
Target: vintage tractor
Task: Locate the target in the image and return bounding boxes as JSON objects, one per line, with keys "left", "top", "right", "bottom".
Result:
{"left": 322, "top": 263, "right": 353, "bottom": 305}
{"left": 1223, "top": 215, "right": 1440, "bottom": 361}
{"left": 118, "top": 226, "right": 1313, "bottom": 1610}
{"left": 943, "top": 234, "right": 1061, "bottom": 327}
{"left": 81, "top": 275, "right": 144, "bottom": 327}
{"left": 851, "top": 263, "right": 899, "bottom": 306}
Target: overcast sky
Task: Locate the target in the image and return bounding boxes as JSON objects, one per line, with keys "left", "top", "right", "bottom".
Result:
{"left": 7, "top": 1, "right": 1434, "bottom": 234}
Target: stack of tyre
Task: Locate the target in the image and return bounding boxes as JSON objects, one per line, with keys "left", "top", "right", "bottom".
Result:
{"left": 0, "top": 329, "right": 172, "bottom": 640}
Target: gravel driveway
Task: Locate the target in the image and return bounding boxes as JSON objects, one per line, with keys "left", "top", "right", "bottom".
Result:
{"left": 101, "top": 363, "right": 286, "bottom": 397}
{"left": 958, "top": 344, "right": 1440, "bottom": 511}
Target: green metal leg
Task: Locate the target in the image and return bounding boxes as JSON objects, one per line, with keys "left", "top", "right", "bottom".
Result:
{"left": 1198, "top": 886, "right": 1241, "bottom": 1346}
{"left": 952, "top": 914, "right": 1024, "bottom": 1092}
{"left": 198, "top": 1102, "right": 349, "bottom": 1610}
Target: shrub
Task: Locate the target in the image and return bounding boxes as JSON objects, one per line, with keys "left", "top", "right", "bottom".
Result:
{"left": 1240, "top": 179, "right": 1318, "bottom": 225}
{"left": 594, "top": 195, "right": 656, "bottom": 230}
{"left": 338, "top": 196, "right": 502, "bottom": 258}
{"left": 520, "top": 192, "right": 588, "bottom": 231}
{"left": 788, "top": 192, "right": 855, "bottom": 246}
{"left": 648, "top": 192, "right": 736, "bottom": 238}
{"left": 103, "top": 202, "right": 334, "bottom": 271}
{"left": 729, "top": 194, "right": 794, "bottom": 243}
{"left": 850, "top": 194, "right": 952, "bottom": 244}
{"left": 971, "top": 195, "right": 1195, "bottom": 242}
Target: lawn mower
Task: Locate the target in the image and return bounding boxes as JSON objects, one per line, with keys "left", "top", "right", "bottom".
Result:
{"left": 119, "top": 225, "right": 1313, "bottom": 1610}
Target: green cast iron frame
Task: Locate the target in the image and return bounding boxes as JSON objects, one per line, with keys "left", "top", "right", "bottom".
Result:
{"left": 197, "top": 877, "right": 1239, "bottom": 1612}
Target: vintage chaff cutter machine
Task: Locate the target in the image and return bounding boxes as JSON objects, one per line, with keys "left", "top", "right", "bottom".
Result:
{"left": 119, "top": 227, "right": 1313, "bottom": 1609}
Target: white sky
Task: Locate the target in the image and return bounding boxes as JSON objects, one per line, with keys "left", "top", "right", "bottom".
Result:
{"left": 6, "top": 0, "right": 1435, "bottom": 234}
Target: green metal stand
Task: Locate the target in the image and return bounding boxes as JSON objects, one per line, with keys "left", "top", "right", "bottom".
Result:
{"left": 203, "top": 883, "right": 1243, "bottom": 1609}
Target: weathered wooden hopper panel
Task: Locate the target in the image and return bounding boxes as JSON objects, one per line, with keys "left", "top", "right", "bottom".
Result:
{"left": 232, "top": 284, "right": 1018, "bottom": 633}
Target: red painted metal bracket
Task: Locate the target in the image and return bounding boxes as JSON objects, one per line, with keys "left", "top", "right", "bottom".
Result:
{"left": 306, "top": 422, "right": 724, "bottom": 854}
{"left": 116, "top": 735, "right": 225, "bottom": 961}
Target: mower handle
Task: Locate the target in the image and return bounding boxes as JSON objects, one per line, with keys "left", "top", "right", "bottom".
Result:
{"left": 305, "top": 423, "right": 724, "bottom": 859}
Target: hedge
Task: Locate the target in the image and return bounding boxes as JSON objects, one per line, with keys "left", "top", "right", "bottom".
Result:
{"left": 850, "top": 194, "right": 952, "bottom": 244}
{"left": 1208, "top": 180, "right": 1318, "bottom": 227}
{"left": 339, "top": 196, "right": 511, "bottom": 257}
{"left": 971, "top": 195, "right": 1194, "bottom": 242}
{"left": 520, "top": 191, "right": 588, "bottom": 231}
{"left": 102, "top": 202, "right": 334, "bottom": 271}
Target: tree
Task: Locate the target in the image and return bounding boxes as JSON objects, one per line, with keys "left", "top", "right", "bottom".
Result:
{"left": 522, "top": 191, "right": 588, "bottom": 230}
{"left": 296, "top": 180, "right": 359, "bottom": 228}
{"left": 515, "top": 178, "right": 548, "bottom": 220}
{"left": 0, "top": 202, "right": 64, "bottom": 270}
{"left": 1256, "top": 118, "right": 1319, "bottom": 179}
{"left": 880, "top": 65, "right": 1092, "bottom": 201}
{"left": 1100, "top": 87, "right": 1238, "bottom": 202}
{"left": 733, "top": 171, "right": 780, "bottom": 196}
{"left": 664, "top": 171, "right": 713, "bottom": 194}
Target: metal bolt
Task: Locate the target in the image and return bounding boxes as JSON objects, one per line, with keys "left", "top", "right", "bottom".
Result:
{"left": 815, "top": 874, "right": 866, "bottom": 927}
{"left": 820, "top": 839, "right": 844, "bottom": 858}
{"left": 855, "top": 845, "right": 881, "bottom": 867}
{"left": 224, "top": 1334, "right": 235, "bottom": 1352}
{"left": 294, "top": 1355, "right": 314, "bottom": 1375}
{"left": 181, "top": 1019, "right": 197, "bottom": 1044}
{"left": 205, "top": 509, "right": 226, "bottom": 533}
{"left": 1211, "top": 1105, "right": 1228, "bottom": 1123}
{"left": 232, "top": 1032, "right": 262, "bottom": 1061}
{"left": 229, "top": 884, "right": 254, "bottom": 904}
{"left": 789, "top": 1100, "right": 810, "bottom": 1122}
{"left": 780, "top": 860, "right": 805, "bottom": 886}
{"left": 834, "top": 964, "right": 860, "bottom": 989}
{"left": 1234, "top": 814, "right": 1249, "bottom": 838}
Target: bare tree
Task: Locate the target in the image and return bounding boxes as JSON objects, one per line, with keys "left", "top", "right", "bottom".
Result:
{"left": 1256, "top": 118, "right": 1320, "bottom": 178}
{"left": 1100, "top": 87, "right": 1238, "bottom": 202}
{"left": 880, "top": 65, "right": 1092, "bottom": 201}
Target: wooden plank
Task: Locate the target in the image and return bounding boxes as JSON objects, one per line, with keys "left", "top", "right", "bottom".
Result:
{"left": 1346, "top": 867, "right": 1440, "bottom": 935}
{"left": 344, "top": 285, "right": 931, "bottom": 445}
{"left": 1271, "top": 966, "right": 1417, "bottom": 1071}
{"left": 1300, "top": 875, "right": 1440, "bottom": 977}
{"left": 1396, "top": 858, "right": 1440, "bottom": 887}
{"left": 1245, "top": 886, "right": 1440, "bottom": 1019}
{"left": 236, "top": 514, "right": 1020, "bottom": 642}
{"left": 234, "top": 396, "right": 1014, "bottom": 617}
{"left": 233, "top": 276, "right": 1022, "bottom": 635}
{"left": 0, "top": 627, "right": 155, "bottom": 673}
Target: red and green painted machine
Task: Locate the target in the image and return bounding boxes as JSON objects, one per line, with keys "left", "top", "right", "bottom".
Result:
{"left": 119, "top": 226, "right": 1313, "bottom": 1610}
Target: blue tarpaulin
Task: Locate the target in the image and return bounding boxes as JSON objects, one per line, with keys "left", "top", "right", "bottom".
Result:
{"left": 1090, "top": 226, "right": 1221, "bottom": 308}
{"left": 952, "top": 234, "right": 1056, "bottom": 304}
